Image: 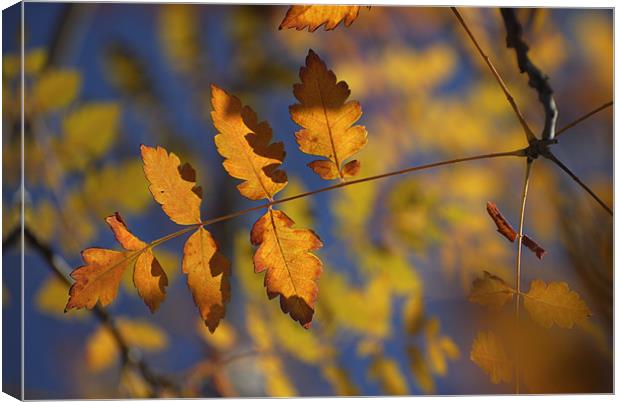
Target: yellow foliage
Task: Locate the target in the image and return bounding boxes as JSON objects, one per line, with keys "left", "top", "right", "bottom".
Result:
{"left": 279, "top": 5, "right": 361, "bottom": 32}
{"left": 86, "top": 318, "right": 168, "bottom": 372}
{"left": 368, "top": 356, "right": 409, "bottom": 395}
{"left": 35, "top": 275, "right": 86, "bottom": 320}
{"left": 158, "top": 5, "right": 200, "bottom": 73}
{"left": 25, "top": 48, "right": 48, "bottom": 75}
{"left": 322, "top": 365, "right": 358, "bottom": 396}
{"left": 523, "top": 280, "right": 591, "bottom": 329}
{"left": 468, "top": 271, "right": 514, "bottom": 310}
{"left": 32, "top": 69, "right": 81, "bottom": 113}
{"left": 470, "top": 331, "right": 512, "bottom": 384}
{"left": 407, "top": 346, "right": 435, "bottom": 394}
{"left": 196, "top": 319, "right": 236, "bottom": 351}
{"left": 270, "top": 309, "right": 323, "bottom": 363}
{"left": 425, "top": 318, "right": 460, "bottom": 376}
{"left": 279, "top": 178, "right": 313, "bottom": 229}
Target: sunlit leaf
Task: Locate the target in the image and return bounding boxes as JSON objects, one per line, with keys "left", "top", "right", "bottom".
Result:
{"left": 210, "top": 84, "right": 288, "bottom": 200}
{"left": 251, "top": 209, "right": 323, "bottom": 328}
{"left": 470, "top": 331, "right": 512, "bottom": 384}
{"left": 290, "top": 50, "right": 367, "bottom": 180}
{"left": 279, "top": 5, "right": 361, "bottom": 32}
{"left": 523, "top": 280, "right": 591, "bottom": 329}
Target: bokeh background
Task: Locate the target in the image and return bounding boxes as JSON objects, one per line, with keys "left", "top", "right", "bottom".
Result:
{"left": 2, "top": 4, "right": 613, "bottom": 398}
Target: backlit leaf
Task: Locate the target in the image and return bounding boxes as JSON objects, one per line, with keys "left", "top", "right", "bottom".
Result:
{"left": 183, "top": 227, "right": 231, "bottom": 332}
{"left": 210, "top": 84, "right": 288, "bottom": 200}
{"left": 141, "top": 145, "right": 202, "bottom": 225}
{"left": 290, "top": 50, "right": 367, "bottom": 180}
{"left": 106, "top": 213, "right": 168, "bottom": 312}
{"left": 279, "top": 5, "right": 361, "bottom": 32}
{"left": 250, "top": 209, "right": 323, "bottom": 328}
{"left": 523, "top": 280, "right": 591, "bottom": 328}
{"left": 468, "top": 271, "right": 515, "bottom": 310}
{"left": 470, "top": 331, "right": 512, "bottom": 384}
{"left": 32, "top": 69, "right": 81, "bottom": 113}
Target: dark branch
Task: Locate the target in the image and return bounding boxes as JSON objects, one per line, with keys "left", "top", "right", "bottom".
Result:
{"left": 3, "top": 226, "right": 181, "bottom": 396}
{"left": 500, "top": 8, "right": 558, "bottom": 141}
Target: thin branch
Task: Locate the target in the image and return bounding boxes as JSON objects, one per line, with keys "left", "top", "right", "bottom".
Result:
{"left": 3, "top": 226, "right": 181, "bottom": 396}
{"left": 543, "top": 151, "right": 613, "bottom": 216}
{"left": 500, "top": 8, "right": 558, "bottom": 140}
{"left": 514, "top": 158, "right": 533, "bottom": 394}
{"left": 555, "top": 101, "right": 613, "bottom": 138}
{"left": 450, "top": 7, "right": 537, "bottom": 143}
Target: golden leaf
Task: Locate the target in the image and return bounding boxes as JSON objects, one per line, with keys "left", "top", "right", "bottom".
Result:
{"left": 271, "top": 308, "right": 323, "bottom": 363}
{"left": 322, "top": 365, "right": 358, "bottom": 396}
{"left": 468, "top": 271, "right": 515, "bottom": 310}
{"left": 470, "top": 331, "right": 512, "bottom": 384}
{"left": 25, "top": 48, "right": 47, "bottom": 75}
{"left": 250, "top": 209, "right": 323, "bottom": 328}
{"left": 407, "top": 346, "right": 435, "bottom": 394}
{"left": 141, "top": 144, "right": 202, "bottom": 225}
{"left": 183, "top": 227, "right": 231, "bottom": 332}
{"left": 523, "top": 280, "right": 591, "bottom": 329}
{"left": 279, "top": 5, "right": 361, "bottom": 32}
{"left": 368, "top": 356, "right": 410, "bottom": 395}
{"left": 65, "top": 248, "right": 133, "bottom": 311}
{"left": 210, "top": 84, "right": 288, "bottom": 200}
{"left": 85, "top": 318, "right": 167, "bottom": 372}
{"left": 106, "top": 213, "right": 168, "bottom": 312}
{"left": 425, "top": 318, "right": 460, "bottom": 376}
{"left": 57, "top": 102, "right": 120, "bottom": 170}
{"left": 196, "top": 319, "right": 236, "bottom": 351}
{"left": 35, "top": 275, "right": 86, "bottom": 320}
{"left": 32, "top": 69, "right": 81, "bottom": 113}
{"left": 290, "top": 50, "right": 367, "bottom": 180}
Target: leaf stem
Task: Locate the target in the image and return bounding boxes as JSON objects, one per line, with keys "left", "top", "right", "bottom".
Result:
{"left": 450, "top": 7, "right": 537, "bottom": 143}
{"left": 515, "top": 158, "right": 533, "bottom": 394}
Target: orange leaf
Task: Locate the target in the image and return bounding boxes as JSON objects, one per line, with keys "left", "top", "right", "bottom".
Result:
{"left": 65, "top": 248, "right": 132, "bottom": 311}
{"left": 290, "top": 50, "right": 367, "bottom": 180}
{"left": 105, "top": 213, "right": 168, "bottom": 312}
{"left": 210, "top": 84, "right": 288, "bottom": 200}
{"left": 279, "top": 5, "right": 361, "bottom": 32}
{"left": 183, "top": 227, "right": 231, "bottom": 332}
{"left": 141, "top": 144, "right": 202, "bottom": 225}
{"left": 250, "top": 209, "right": 323, "bottom": 328}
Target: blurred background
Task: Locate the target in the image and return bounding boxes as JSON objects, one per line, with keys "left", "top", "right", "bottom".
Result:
{"left": 2, "top": 4, "right": 613, "bottom": 398}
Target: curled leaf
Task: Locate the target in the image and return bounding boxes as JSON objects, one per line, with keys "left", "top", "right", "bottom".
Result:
{"left": 290, "top": 50, "right": 367, "bottom": 180}
{"left": 523, "top": 279, "right": 591, "bottom": 328}
{"left": 183, "top": 227, "right": 231, "bottom": 332}
{"left": 468, "top": 271, "right": 515, "bottom": 310}
{"left": 470, "top": 331, "right": 512, "bottom": 384}
{"left": 251, "top": 209, "right": 323, "bottom": 328}
{"left": 486, "top": 201, "right": 546, "bottom": 259}
{"left": 279, "top": 5, "right": 361, "bottom": 32}
{"left": 141, "top": 144, "right": 202, "bottom": 225}
{"left": 210, "top": 84, "right": 288, "bottom": 200}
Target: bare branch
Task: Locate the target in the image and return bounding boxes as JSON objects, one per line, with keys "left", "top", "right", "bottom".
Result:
{"left": 555, "top": 101, "right": 613, "bottom": 138}
{"left": 543, "top": 152, "right": 613, "bottom": 216}
{"left": 450, "top": 7, "right": 537, "bottom": 143}
{"left": 500, "top": 8, "right": 558, "bottom": 140}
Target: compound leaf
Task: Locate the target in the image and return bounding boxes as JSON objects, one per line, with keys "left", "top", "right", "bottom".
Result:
{"left": 251, "top": 208, "right": 323, "bottom": 328}
{"left": 210, "top": 84, "right": 288, "bottom": 200}
{"left": 290, "top": 50, "right": 367, "bottom": 180}
{"left": 141, "top": 144, "right": 202, "bottom": 225}
{"left": 470, "top": 331, "right": 512, "bottom": 384}
{"left": 523, "top": 279, "right": 591, "bottom": 328}
{"left": 279, "top": 5, "right": 361, "bottom": 32}
{"left": 468, "top": 271, "right": 515, "bottom": 310}
{"left": 183, "top": 227, "right": 231, "bottom": 332}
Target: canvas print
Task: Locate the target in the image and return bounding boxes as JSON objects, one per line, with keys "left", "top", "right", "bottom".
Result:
{"left": 2, "top": 3, "right": 613, "bottom": 399}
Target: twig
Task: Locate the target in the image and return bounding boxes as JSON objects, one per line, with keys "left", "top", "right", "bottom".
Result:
{"left": 3, "top": 226, "right": 181, "bottom": 396}
{"left": 555, "top": 101, "right": 613, "bottom": 138}
{"left": 514, "top": 159, "right": 533, "bottom": 394}
{"left": 500, "top": 8, "right": 558, "bottom": 140}
{"left": 450, "top": 7, "right": 537, "bottom": 143}
{"left": 543, "top": 151, "right": 613, "bottom": 216}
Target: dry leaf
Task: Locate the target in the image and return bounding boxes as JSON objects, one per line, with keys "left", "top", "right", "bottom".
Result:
{"left": 279, "top": 5, "right": 361, "bottom": 32}
{"left": 486, "top": 201, "right": 546, "bottom": 259}
{"left": 210, "top": 84, "right": 288, "bottom": 200}
{"left": 106, "top": 213, "right": 168, "bottom": 312}
{"left": 523, "top": 280, "right": 591, "bottom": 328}
{"left": 290, "top": 50, "right": 367, "bottom": 180}
{"left": 183, "top": 227, "right": 231, "bottom": 332}
{"left": 141, "top": 145, "right": 202, "bottom": 225}
{"left": 470, "top": 331, "right": 512, "bottom": 384}
{"left": 251, "top": 209, "right": 323, "bottom": 328}
{"left": 469, "top": 271, "right": 515, "bottom": 310}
